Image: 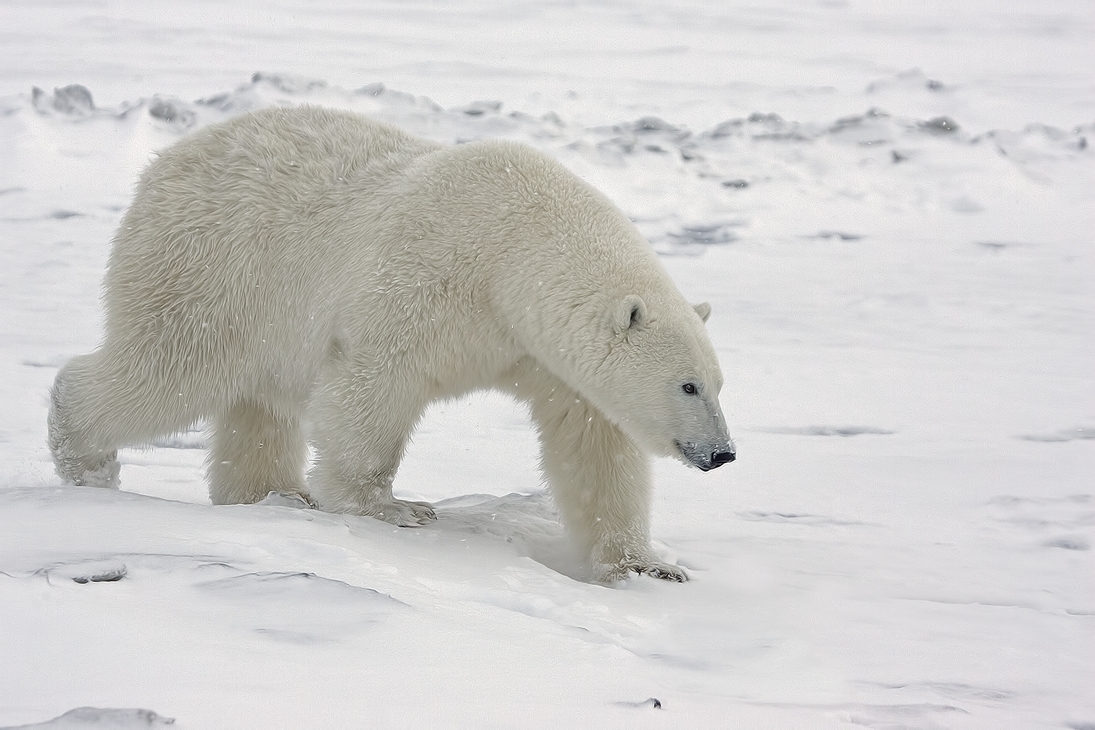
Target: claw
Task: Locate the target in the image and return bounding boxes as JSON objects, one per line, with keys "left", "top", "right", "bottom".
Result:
{"left": 642, "top": 563, "right": 689, "bottom": 582}
{"left": 595, "top": 560, "right": 689, "bottom": 584}
{"left": 366, "top": 498, "right": 437, "bottom": 527}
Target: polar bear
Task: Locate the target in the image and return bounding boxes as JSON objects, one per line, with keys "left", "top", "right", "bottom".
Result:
{"left": 48, "top": 106, "right": 735, "bottom": 582}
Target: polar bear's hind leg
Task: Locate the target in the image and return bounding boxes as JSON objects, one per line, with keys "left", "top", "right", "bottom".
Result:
{"left": 208, "top": 399, "right": 310, "bottom": 505}
{"left": 48, "top": 349, "right": 201, "bottom": 488}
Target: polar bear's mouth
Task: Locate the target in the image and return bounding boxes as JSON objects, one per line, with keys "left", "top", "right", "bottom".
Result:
{"left": 676, "top": 440, "right": 736, "bottom": 471}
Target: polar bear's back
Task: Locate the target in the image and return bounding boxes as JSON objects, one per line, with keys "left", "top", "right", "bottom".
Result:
{"left": 109, "top": 105, "right": 438, "bottom": 276}
{"left": 99, "top": 107, "right": 443, "bottom": 398}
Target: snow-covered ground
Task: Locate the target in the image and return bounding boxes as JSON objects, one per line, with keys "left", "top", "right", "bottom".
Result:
{"left": 1, "top": 1, "right": 1093, "bottom": 727}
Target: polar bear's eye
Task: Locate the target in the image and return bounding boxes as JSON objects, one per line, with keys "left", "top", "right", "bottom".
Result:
{"left": 682, "top": 383, "right": 698, "bottom": 395}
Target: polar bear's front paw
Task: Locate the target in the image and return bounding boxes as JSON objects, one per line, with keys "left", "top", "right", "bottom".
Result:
{"left": 641, "top": 561, "right": 689, "bottom": 582}
{"left": 367, "top": 498, "right": 437, "bottom": 527}
{"left": 595, "top": 559, "right": 689, "bottom": 584}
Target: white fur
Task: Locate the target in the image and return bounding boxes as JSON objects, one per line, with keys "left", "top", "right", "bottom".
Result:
{"left": 48, "top": 106, "right": 734, "bottom": 582}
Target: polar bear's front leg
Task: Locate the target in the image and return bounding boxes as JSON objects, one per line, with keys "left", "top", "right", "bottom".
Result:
{"left": 517, "top": 367, "right": 687, "bottom": 583}
{"left": 308, "top": 367, "right": 436, "bottom": 527}
{"left": 311, "top": 447, "right": 436, "bottom": 527}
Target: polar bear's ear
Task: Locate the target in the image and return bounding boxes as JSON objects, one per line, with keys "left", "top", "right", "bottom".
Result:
{"left": 613, "top": 294, "right": 647, "bottom": 334}
{"left": 693, "top": 302, "right": 712, "bottom": 324}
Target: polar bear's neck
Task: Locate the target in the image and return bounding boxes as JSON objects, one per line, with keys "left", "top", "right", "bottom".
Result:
{"left": 404, "top": 139, "right": 683, "bottom": 390}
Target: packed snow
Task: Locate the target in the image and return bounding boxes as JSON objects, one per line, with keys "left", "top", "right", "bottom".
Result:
{"left": 1, "top": 1, "right": 1093, "bottom": 728}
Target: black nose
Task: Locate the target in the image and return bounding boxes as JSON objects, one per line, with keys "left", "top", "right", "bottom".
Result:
{"left": 711, "top": 450, "right": 736, "bottom": 467}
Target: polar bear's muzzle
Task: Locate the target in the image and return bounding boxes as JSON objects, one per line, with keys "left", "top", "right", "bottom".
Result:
{"left": 676, "top": 440, "right": 736, "bottom": 471}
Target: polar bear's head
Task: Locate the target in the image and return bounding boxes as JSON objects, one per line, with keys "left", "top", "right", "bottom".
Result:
{"left": 594, "top": 294, "right": 736, "bottom": 471}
